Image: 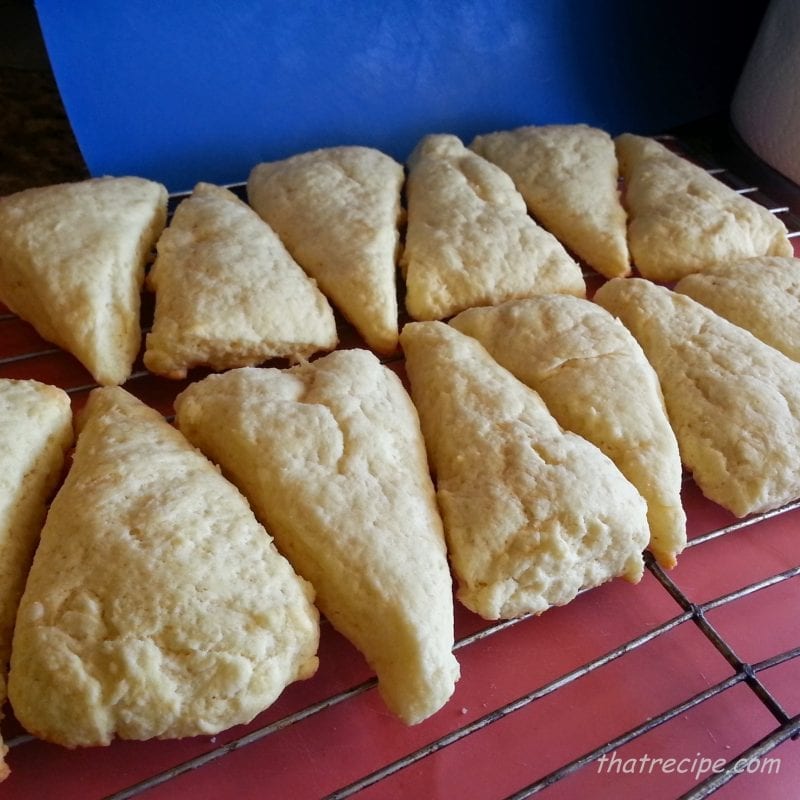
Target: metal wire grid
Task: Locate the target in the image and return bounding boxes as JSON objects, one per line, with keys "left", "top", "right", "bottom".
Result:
{"left": 1, "top": 135, "right": 799, "bottom": 798}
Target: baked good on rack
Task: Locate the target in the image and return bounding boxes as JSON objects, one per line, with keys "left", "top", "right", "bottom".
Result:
{"left": 400, "top": 321, "right": 648, "bottom": 620}
{"left": 470, "top": 124, "right": 630, "bottom": 278}
{"left": 400, "top": 134, "right": 585, "bottom": 321}
{"left": 594, "top": 278, "right": 800, "bottom": 517}
{"left": 144, "top": 182, "right": 337, "bottom": 378}
{"left": 674, "top": 256, "right": 800, "bottom": 362}
{"left": 8, "top": 387, "right": 319, "bottom": 747}
{"left": 615, "top": 133, "right": 792, "bottom": 281}
{"left": 0, "top": 177, "right": 168, "bottom": 385}
{"left": 174, "top": 350, "right": 460, "bottom": 725}
{"left": 247, "top": 146, "right": 403, "bottom": 354}
{"left": 0, "top": 379, "right": 73, "bottom": 779}
{"left": 449, "top": 296, "right": 685, "bottom": 568}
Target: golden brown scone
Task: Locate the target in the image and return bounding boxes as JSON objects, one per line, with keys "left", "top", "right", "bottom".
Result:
{"left": 594, "top": 278, "right": 800, "bottom": 517}
{"left": 400, "top": 321, "right": 648, "bottom": 620}
{"left": 400, "top": 134, "right": 585, "bottom": 320}
{"left": 0, "top": 177, "right": 168, "bottom": 385}
{"left": 247, "top": 146, "right": 403, "bottom": 354}
{"left": 674, "top": 256, "right": 800, "bottom": 362}
{"left": 616, "top": 134, "right": 792, "bottom": 281}
{"left": 144, "top": 182, "right": 337, "bottom": 378}
{"left": 0, "top": 379, "right": 73, "bottom": 780}
{"left": 450, "top": 296, "right": 685, "bottom": 568}
{"left": 470, "top": 124, "right": 630, "bottom": 278}
{"left": 175, "top": 351, "right": 459, "bottom": 725}
{"left": 8, "top": 388, "right": 319, "bottom": 747}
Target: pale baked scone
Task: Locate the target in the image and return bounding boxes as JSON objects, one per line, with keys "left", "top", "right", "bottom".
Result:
{"left": 175, "top": 351, "right": 459, "bottom": 725}
{"left": 8, "top": 388, "right": 319, "bottom": 747}
{"left": 470, "top": 124, "right": 630, "bottom": 278}
{"left": 0, "top": 177, "right": 168, "bottom": 385}
{"left": 144, "top": 182, "right": 337, "bottom": 378}
{"left": 594, "top": 278, "right": 800, "bottom": 517}
{"left": 247, "top": 146, "right": 403, "bottom": 354}
{"left": 0, "top": 379, "right": 73, "bottom": 779}
{"left": 400, "top": 321, "right": 648, "bottom": 620}
{"left": 616, "top": 133, "right": 792, "bottom": 281}
{"left": 400, "top": 134, "right": 585, "bottom": 321}
{"left": 450, "top": 296, "right": 685, "bottom": 568}
{"left": 674, "top": 256, "right": 800, "bottom": 362}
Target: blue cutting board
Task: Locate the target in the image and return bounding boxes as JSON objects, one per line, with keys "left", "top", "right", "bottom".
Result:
{"left": 36, "top": 0, "right": 767, "bottom": 192}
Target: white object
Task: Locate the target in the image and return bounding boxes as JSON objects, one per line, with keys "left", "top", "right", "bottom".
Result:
{"left": 732, "top": 0, "right": 800, "bottom": 186}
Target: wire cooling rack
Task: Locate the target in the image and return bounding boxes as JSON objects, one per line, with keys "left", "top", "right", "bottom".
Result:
{"left": 1, "top": 131, "right": 799, "bottom": 799}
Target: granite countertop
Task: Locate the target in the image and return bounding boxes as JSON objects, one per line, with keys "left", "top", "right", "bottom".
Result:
{"left": 0, "top": 65, "right": 88, "bottom": 195}
{"left": 0, "top": 0, "right": 88, "bottom": 196}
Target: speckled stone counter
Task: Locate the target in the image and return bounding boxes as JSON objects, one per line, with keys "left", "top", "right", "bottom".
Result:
{"left": 0, "top": 64, "right": 88, "bottom": 195}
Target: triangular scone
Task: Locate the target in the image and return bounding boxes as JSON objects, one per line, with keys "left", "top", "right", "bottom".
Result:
{"left": 247, "top": 147, "right": 403, "bottom": 354}
{"left": 144, "top": 183, "right": 337, "bottom": 379}
{"left": 400, "top": 134, "right": 585, "bottom": 321}
{"left": 594, "top": 278, "right": 800, "bottom": 517}
{"left": 0, "top": 177, "right": 168, "bottom": 385}
{"left": 470, "top": 124, "right": 630, "bottom": 278}
{"left": 400, "top": 321, "right": 648, "bottom": 620}
{"left": 8, "top": 388, "right": 319, "bottom": 747}
{"left": 0, "top": 380, "right": 73, "bottom": 780}
{"left": 450, "top": 297, "right": 685, "bottom": 568}
{"left": 674, "top": 256, "right": 800, "bottom": 362}
{"left": 175, "top": 351, "right": 459, "bottom": 725}
{"left": 616, "top": 134, "right": 792, "bottom": 281}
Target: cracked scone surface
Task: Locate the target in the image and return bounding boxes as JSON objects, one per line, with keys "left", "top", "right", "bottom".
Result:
{"left": 0, "top": 379, "right": 73, "bottom": 780}
{"left": 400, "top": 321, "right": 648, "bottom": 620}
{"left": 144, "top": 182, "right": 337, "bottom": 378}
{"left": 400, "top": 134, "right": 585, "bottom": 320}
{"left": 674, "top": 256, "right": 800, "bottom": 363}
{"left": 616, "top": 134, "right": 792, "bottom": 281}
{"left": 0, "top": 177, "right": 167, "bottom": 385}
{"left": 8, "top": 388, "right": 319, "bottom": 747}
{"left": 247, "top": 146, "right": 403, "bottom": 354}
{"left": 595, "top": 278, "right": 800, "bottom": 517}
{"left": 470, "top": 124, "right": 630, "bottom": 278}
{"left": 450, "top": 296, "right": 685, "bottom": 568}
{"left": 175, "top": 351, "right": 459, "bottom": 725}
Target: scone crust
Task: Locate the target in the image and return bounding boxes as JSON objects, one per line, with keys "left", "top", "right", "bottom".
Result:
{"left": 175, "top": 351, "right": 459, "bottom": 725}
{"left": 674, "top": 256, "right": 800, "bottom": 362}
{"left": 0, "top": 379, "right": 73, "bottom": 780}
{"left": 0, "top": 177, "right": 168, "bottom": 385}
{"left": 470, "top": 124, "right": 630, "bottom": 278}
{"left": 145, "top": 182, "right": 337, "bottom": 378}
{"left": 450, "top": 296, "right": 685, "bottom": 568}
{"left": 400, "top": 134, "right": 585, "bottom": 321}
{"left": 0, "top": 379, "right": 73, "bottom": 672}
{"left": 247, "top": 146, "right": 403, "bottom": 354}
{"left": 400, "top": 321, "right": 648, "bottom": 620}
{"left": 616, "top": 134, "right": 792, "bottom": 281}
{"left": 8, "top": 388, "right": 319, "bottom": 747}
{"left": 595, "top": 278, "right": 800, "bottom": 517}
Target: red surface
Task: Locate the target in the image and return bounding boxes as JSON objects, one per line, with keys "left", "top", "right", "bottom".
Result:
{"left": 1, "top": 243, "right": 799, "bottom": 800}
